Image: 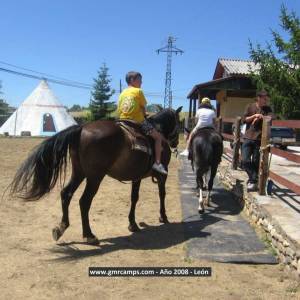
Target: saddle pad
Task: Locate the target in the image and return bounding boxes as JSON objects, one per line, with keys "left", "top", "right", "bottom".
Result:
{"left": 118, "top": 122, "right": 152, "bottom": 155}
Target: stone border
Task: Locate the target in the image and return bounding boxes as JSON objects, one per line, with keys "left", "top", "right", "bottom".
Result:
{"left": 218, "top": 158, "right": 300, "bottom": 280}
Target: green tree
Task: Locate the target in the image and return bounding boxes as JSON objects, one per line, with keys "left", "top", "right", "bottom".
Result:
{"left": 90, "top": 63, "right": 115, "bottom": 120}
{"left": 0, "top": 82, "right": 5, "bottom": 112}
{"left": 249, "top": 5, "right": 300, "bottom": 119}
{"left": 0, "top": 82, "right": 12, "bottom": 126}
{"left": 0, "top": 99, "right": 9, "bottom": 115}
{"left": 146, "top": 104, "right": 163, "bottom": 113}
{"left": 68, "top": 104, "right": 82, "bottom": 112}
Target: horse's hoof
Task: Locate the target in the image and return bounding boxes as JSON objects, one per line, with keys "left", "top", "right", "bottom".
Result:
{"left": 128, "top": 224, "right": 141, "bottom": 232}
{"left": 83, "top": 236, "right": 100, "bottom": 245}
{"left": 159, "top": 216, "right": 169, "bottom": 223}
{"left": 198, "top": 209, "right": 204, "bottom": 214}
{"left": 52, "top": 227, "right": 62, "bottom": 241}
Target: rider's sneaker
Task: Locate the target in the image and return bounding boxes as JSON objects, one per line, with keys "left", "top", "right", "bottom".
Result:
{"left": 180, "top": 149, "right": 189, "bottom": 156}
{"left": 247, "top": 182, "right": 258, "bottom": 192}
{"left": 152, "top": 163, "right": 168, "bottom": 175}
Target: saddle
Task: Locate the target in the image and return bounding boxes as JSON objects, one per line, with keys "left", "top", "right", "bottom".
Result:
{"left": 117, "top": 120, "right": 154, "bottom": 156}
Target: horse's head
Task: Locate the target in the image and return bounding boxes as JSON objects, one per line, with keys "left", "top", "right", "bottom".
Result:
{"left": 150, "top": 106, "right": 183, "bottom": 149}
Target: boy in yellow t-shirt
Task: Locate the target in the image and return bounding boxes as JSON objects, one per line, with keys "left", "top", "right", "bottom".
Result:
{"left": 118, "top": 71, "right": 167, "bottom": 175}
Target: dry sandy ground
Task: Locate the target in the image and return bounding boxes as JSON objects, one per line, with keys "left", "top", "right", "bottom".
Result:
{"left": 0, "top": 137, "right": 299, "bottom": 300}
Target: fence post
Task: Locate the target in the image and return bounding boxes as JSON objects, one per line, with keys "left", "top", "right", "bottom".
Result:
{"left": 231, "top": 117, "right": 241, "bottom": 170}
{"left": 258, "top": 117, "right": 271, "bottom": 195}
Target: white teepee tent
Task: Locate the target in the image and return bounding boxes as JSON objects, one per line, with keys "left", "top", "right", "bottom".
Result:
{"left": 0, "top": 80, "right": 77, "bottom": 136}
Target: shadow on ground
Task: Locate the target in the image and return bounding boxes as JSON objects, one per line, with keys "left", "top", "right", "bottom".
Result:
{"left": 179, "top": 157, "right": 277, "bottom": 264}
{"left": 272, "top": 183, "right": 300, "bottom": 214}
{"left": 48, "top": 219, "right": 215, "bottom": 262}
{"left": 47, "top": 158, "right": 277, "bottom": 265}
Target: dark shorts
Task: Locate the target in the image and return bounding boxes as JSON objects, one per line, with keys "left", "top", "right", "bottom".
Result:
{"left": 141, "top": 120, "right": 154, "bottom": 135}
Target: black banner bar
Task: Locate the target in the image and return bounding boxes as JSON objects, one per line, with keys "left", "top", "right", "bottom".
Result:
{"left": 89, "top": 267, "right": 212, "bottom": 277}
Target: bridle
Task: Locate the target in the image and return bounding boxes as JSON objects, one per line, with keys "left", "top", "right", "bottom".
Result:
{"left": 166, "top": 113, "right": 180, "bottom": 157}
{"left": 167, "top": 123, "right": 179, "bottom": 146}
{"left": 150, "top": 110, "right": 180, "bottom": 154}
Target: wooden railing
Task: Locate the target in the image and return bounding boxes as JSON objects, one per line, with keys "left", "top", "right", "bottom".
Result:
{"left": 216, "top": 116, "right": 300, "bottom": 196}
{"left": 260, "top": 119, "right": 300, "bottom": 195}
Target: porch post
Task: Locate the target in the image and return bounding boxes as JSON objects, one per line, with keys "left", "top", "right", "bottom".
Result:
{"left": 198, "top": 92, "right": 201, "bottom": 108}
{"left": 216, "top": 101, "right": 220, "bottom": 117}
{"left": 188, "top": 98, "right": 192, "bottom": 118}
{"left": 193, "top": 99, "right": 196, "bottom": 117}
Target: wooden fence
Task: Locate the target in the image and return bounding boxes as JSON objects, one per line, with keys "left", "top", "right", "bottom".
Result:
{"left": 267, "top": 119, "right": 300, "bottom": 195}
{"left": 216, "top": 117, "right": 300, "bottom": 196}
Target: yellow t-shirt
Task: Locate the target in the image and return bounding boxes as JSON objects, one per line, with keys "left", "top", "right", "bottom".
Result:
{"left": 118, "top": 87, "right": 147, "bottom": 123}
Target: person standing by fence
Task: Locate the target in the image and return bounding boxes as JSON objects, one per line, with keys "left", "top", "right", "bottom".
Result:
{"left": 242, "top": 90, "right": 275, "bottom": 191}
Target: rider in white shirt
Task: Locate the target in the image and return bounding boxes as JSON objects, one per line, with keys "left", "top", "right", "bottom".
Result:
{"left": 180, "top": 97, "right": 216, "bottom": 156}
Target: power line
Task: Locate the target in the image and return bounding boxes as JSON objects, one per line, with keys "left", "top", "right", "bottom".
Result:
{"left": 0, "top": 62, "right": 187, "bottom": 100}
{"left": 0, "top": 60, "right": 92, "bottom": 88}
{"left": 0, "top": 66, "right": 93, "bottom": 89}
{"left": 0, "top": 60, "right": 174, "bottom": 94}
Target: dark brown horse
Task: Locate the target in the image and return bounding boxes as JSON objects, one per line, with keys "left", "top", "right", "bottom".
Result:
{"left": 11, "top": 107, "right": 182, "bottom": 244}
{"left": 191, "top": 128, "right": 223, "bottom": 214}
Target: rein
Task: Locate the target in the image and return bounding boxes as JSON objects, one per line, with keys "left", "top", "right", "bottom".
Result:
{"left": 151, "top": 114, "right": 179, "bottom": 151}
{"left": 167, "top": 124, "right": 179, "bottom": 146}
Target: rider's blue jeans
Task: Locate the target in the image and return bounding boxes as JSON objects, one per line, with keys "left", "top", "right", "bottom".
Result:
{"left": 241, "top": 139, "right": 261, "bottom": 184}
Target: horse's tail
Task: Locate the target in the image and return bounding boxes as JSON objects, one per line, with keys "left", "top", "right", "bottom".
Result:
{"left": 204, "top": 140, "right": 214, "bottom": 163}
{"left": 194, "top": 135, "right": 213, "bottom": 167}
{"left": 199, "top": 133, "right": 223, "bottom": 164}
{"left": 10, "top": 125, "right": 82, "bottom": 200}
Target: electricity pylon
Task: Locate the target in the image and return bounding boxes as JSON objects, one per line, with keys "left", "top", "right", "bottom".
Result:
{"left": 157, "top": 36, "right": 183, "bottom": 108}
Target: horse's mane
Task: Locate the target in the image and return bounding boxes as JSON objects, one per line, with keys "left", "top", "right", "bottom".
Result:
{"left": 149, "top": 109, "right": 176, "bottom": 126}
{"left": 148, "top": 109, "right": 176, "bottom": 135}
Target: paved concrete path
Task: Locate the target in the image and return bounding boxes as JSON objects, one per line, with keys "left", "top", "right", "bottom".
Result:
{"left": 269, "top": 147, "right": 300, "bottom": 214}
{"left": 222, "top": 142, "right": 300, "bottom": 246}
{"left": 178, "top": 157, "right": 277, "bottom": 264}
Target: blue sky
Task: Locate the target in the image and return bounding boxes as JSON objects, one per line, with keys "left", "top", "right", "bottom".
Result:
{"left": 0, "top": 0, "right": 299, "bottom": 111}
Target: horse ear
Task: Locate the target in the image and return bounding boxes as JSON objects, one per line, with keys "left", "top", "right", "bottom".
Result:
{"left": 156, "top": 104, "right": 163, "bottom": 112}
{"left": 154, "top": 104, "right": 163, "bottom": 112}
{"left": 176, "top": 106, "right": 183, "bottom": 114}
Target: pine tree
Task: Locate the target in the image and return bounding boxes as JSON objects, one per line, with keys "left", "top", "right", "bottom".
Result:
{"left": 249, "top": 5, "right": 300, "bottom": 119}
{"left": 0, "top": 81, "right": 12, "bottom": 126}
{"left": 0, "top": 81, "right": 6, "bottom": 115}
{"left": 90, "top": 63, "right": 115, "bottom": 120}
